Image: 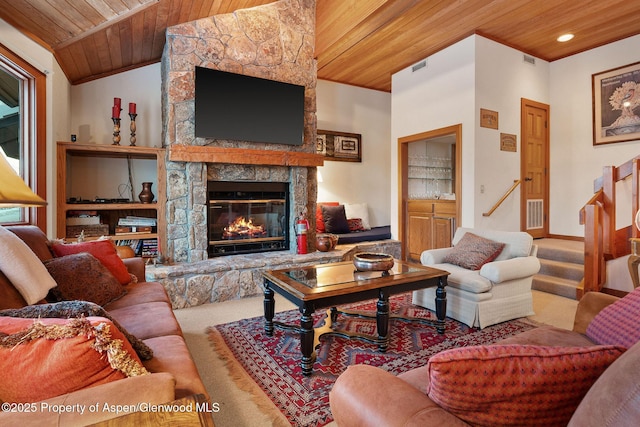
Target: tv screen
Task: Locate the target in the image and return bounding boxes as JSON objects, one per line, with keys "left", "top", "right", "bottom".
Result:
{"left": 194, "top": 67, "right": 305, "bottom": 146}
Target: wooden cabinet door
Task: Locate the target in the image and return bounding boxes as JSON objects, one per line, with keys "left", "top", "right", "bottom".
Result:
{"left": 433, "top": 216, "right": 454, "bottom": 249}
{"left": 407, "top": 214, "right": 433, "bottom": 262}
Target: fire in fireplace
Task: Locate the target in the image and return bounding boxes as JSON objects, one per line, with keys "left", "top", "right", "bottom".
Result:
{"left": 208, "top": 181, "right": 289, "bottom": 257}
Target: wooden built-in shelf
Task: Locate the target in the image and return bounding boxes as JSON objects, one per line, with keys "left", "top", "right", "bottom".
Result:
{"left": 56, "top": 141, "right": 166, "bottom": 257}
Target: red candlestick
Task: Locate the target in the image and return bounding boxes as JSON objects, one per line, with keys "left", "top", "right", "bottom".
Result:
{"left": 114, "top": 97, "right": 121, "bottom": 107}
{"left": 129, "top": 102, "right": 136, "bottom": 114}
{"left": 112, "top": 105, "right": 120, "bottom": 118}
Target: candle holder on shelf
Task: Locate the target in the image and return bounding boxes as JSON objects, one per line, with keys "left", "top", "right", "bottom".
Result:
{"left": 129, "top": 113, "right": 137, "bottom": 146}
{"left": 112, "top": 117, "right": 121, "bottom": 145}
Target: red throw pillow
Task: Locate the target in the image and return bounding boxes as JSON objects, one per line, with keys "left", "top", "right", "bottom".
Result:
{"left": 316, "top": 202, "right": 339, "bottom": 233}
{"left": 0, "top": 316, "right": 148, "bottom": 403}
{"left": 51, "top": 239, "right": 131, "bottom": 285}
{"left": 426, "top": 344, "right": 625, "bottom": 427}
{"left": 586, "top": 286, "right": 640, "bottom": 349}
{"left": 347, "top": 218, "right": 365, "bottom": 232}
{"left": 442, "top": 232, "right": 505, "bottom": 270}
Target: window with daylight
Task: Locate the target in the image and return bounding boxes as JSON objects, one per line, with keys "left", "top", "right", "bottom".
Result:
{"left": 0, "top": 44, "right": 46, "bottom": 229}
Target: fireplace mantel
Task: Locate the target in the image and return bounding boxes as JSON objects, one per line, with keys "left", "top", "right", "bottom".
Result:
{"left": 169, "top": 145, "right": 324, "bottom": 167}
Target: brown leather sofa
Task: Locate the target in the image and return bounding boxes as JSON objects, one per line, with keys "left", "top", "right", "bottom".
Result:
{"left": 330, "top": 291, "right": 640, "bottom": 426}
{"left": 0, "top": 226, "right": 211, "bottom": 426}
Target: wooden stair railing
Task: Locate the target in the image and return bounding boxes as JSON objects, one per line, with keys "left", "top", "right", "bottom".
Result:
{"left": 482, "top": 179, "right": 521, "bottom": 217}
{"left": 579, "top": 156, "right": 640, "bottom": 297}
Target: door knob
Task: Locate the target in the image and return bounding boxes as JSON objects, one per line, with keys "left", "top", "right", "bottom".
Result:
{"left": 524, "top": 177, "right": 533, "bottom": 182}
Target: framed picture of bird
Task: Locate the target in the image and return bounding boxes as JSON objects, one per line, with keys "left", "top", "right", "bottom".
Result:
{"left": 592, "top": 61, "right": 640, "bottom": 145}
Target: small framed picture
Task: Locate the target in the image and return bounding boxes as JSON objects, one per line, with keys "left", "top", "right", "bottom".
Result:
{"left": 480, "top": 108, "right": 499, "bottom": 129}
{"left": 316, "top": 130, "right": 361, "bottom": 162}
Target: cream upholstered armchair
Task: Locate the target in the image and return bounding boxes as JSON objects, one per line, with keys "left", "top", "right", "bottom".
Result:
{"left": 412, "top": 227, "right": 540, "bottom": 328}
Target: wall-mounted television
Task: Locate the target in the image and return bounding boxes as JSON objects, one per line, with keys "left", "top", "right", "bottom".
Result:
{"left": 194, "top": 67, "right": 305, "bottom": 146}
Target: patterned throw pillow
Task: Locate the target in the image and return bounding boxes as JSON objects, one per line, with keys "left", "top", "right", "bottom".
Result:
{"left": 426, "top": 344, "right": 625, "bottom": 427}
{"left": 586, "top": 286, "right": 640, "bottom": 349}
{"left": 442, "top": 232, "right": 505, "bottom": 270}
{"left": 45, "top": 253, "right": 126, "bottom": 307}
{"left": 51, "top": 239, "right": 132, "bottom": 285}
{"left": 0, "top": 301, "right": 153, "bottom": 360}
{"left": 0, "top": 316, "right": 148, "bottom": 403}
{"left": 347, "top": 218, "right": 365, "bottom": 232}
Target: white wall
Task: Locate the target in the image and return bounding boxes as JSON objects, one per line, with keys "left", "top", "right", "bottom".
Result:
{"left": 70, "top": 63, "right": 162, "bottom": 147}
{"left": 391, "top": 36, "right": 476, "bottom": 238}
{"left": 473, "top": 36, "right": 549, "bottom": 230}
{"left": 0, "top": 18, "right": 71, "bottom": 234}
{"left": 550, "top": 34, "right": 640, "bottom": 237}
{"left": 316, "top": 79, "right": 392, "bottom": 227}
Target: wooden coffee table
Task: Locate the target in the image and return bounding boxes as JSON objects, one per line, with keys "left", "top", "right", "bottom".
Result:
{"left": 262, "top": 259, "right": 448, "bottom": 376}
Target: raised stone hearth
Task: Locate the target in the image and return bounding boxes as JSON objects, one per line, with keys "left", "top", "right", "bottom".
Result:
{"left": 147, "top": 240, "right": 402, "bottom": 308}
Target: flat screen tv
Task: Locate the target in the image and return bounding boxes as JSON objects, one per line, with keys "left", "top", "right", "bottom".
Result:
{"left": 194, "top": 67, "right": 305, "bottom": 146}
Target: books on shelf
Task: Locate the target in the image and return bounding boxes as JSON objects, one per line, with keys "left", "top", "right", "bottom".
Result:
{"left": 115, "top": 225, "right": 154, "bottom": 235}
{"left": 116, "top": 238, "right": 158, "bottom": 257}
{"left": 117, "top": 215, "right": 157, "bottom": 227}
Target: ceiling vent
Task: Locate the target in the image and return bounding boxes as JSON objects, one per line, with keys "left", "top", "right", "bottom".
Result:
{"left": 523, "top": 55, "right": 536, "bottom": 65}
{"left": 412, "top": 60, "right": 427, "bottom": 72}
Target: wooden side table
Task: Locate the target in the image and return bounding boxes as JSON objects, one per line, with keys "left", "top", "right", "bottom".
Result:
{"left": 628, "top": 238, "right": 640, "bottom": 288}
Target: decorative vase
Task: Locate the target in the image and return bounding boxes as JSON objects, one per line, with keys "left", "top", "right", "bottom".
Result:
{"left": 139, "top": 182, "right": 154, "bottom": 203}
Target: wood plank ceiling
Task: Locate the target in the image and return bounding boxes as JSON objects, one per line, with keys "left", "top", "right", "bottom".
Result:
{"left": 0, "top": 0, "right": 639, "bottom": 92}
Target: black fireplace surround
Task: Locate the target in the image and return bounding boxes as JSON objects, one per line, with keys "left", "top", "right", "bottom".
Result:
{"left": 207, "top": 181, "right": 290, "bottom": 257}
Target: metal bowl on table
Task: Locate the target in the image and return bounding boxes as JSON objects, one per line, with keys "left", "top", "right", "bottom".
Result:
{"left": 353, "top": 252, "right": 394, "bottom": 271}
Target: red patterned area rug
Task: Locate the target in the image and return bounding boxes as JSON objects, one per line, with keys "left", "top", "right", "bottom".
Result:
{"left": 207, "top": 293, "right": 537, "bottom": 427}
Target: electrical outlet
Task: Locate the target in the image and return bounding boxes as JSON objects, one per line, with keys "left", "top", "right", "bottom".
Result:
{"left": 480, "top": 185, "right": 485, "bottom": 194}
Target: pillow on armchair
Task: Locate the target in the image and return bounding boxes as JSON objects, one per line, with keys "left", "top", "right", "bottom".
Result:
{"left": 442, "top": 232, "right": 505, "bottom": 270}
{"left": 426, "top": 344, "right": 625, "bottom": 427}
{"left": 586, "top": 285, "right": 640, "bottom": 348}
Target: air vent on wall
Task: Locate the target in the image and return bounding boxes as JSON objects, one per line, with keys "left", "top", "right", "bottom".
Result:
{"left": 523, "top": 55, "right": 536, "bottom": 65}
{"left": 412, "top": 60, "right": 427, "bottom": 72}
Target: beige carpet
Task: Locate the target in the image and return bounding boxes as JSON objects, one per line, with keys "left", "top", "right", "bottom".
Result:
{"left": 174, "top": 290, "right": 578, "bottom": 427}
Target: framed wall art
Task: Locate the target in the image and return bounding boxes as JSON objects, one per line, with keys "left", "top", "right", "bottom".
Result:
{"left": 480, "top": 108, "right": 499, "bottom": 129}
{"left": 316, "top": 130, "right": 361, "bottom": 162}
{"left": 592, "top": 61, "right": 640, "bottom": 145}
{"left": 500, "top": 133, "right": 517, "bottom": 152}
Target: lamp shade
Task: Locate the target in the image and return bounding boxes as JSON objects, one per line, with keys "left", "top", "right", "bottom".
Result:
{"left": 0, "top": 153, "right": 47, "bottom": 207}
{"left": 636, "top": 209, "right": 640, "bottom": 232}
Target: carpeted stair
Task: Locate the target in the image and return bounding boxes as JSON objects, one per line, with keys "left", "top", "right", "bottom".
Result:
{"left": 532, "top": 239, "right": 584, "bottom": 300}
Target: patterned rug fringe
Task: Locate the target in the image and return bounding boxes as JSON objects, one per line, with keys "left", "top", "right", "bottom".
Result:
{"left": 207, "top": 327, "right": 291, "bottom": 427}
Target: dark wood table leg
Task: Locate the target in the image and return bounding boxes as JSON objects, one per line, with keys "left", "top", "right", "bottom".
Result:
{"left": 435, "top": 276, "right": 447, "bottom": 334}
{"left": 263, "top": 285, "right": 275, "bottom": 336}
{"left": 376, "top": 288, "right": 390, "bottom": 352}
{"left": 300, "top": 303, "right": 315, "bottom": 376}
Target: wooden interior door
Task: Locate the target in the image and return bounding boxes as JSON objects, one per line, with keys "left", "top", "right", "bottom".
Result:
{"left": 521, "top": 99, "right": 550, "bottom": 238}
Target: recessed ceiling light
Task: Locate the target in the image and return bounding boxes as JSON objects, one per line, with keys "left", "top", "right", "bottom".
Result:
{"left": 557, "top": 33, "right": 574, "bottom": 42}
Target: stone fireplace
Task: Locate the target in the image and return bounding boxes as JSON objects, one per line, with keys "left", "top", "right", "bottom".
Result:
{"left": 152, "top": 0, "right": 399, "bottom": 308}
{"left": 207, "top": 180, "right": 290, "bottom": 256}
{"left": 161, "top": 0, "right": 319, "bottom": 263}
